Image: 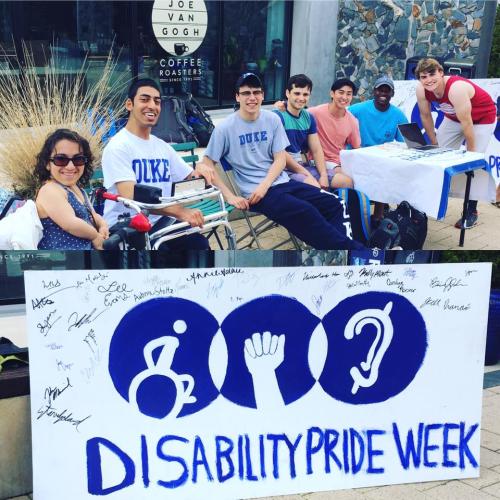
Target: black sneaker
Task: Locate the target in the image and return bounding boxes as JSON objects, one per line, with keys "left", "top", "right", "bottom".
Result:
{"left": 454, "top": 211, "right": 478, "bottom": 229}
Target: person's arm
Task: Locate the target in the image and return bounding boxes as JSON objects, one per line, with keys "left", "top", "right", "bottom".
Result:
{"left": 348, "top": 115, "right": 361, "bottom": 150}
{"left": 395, "top": 108, "right": 409, "bottom": 142}
{"left": 308, "top": 133, "right": 328, "bottom": 189}
{"left": 448, "top": 81, "right": 476, "bottom": 151}
{"left": 92, "top": 211, "right": 109, "bottom": 239}
{"left": 200, "top": 156, "right": 249, "bottom": 210}
{"left": 416, "top": 83, "right": 437, "bottom": 145}
{"left": 36, "top": 183, "right": 102, "bottom": 247}
{"left": 192, "top": 161, "right": 215, "bottom": 185}
{"left": 247, "top": 150, "right": 286, "bottom": 205}
{"left": 273, "top": 100, "right": 286, "bottom": 112}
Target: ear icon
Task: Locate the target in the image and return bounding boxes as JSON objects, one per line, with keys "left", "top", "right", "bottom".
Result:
{"left": 344, "top": 301, "right": 394, "bottom": 395}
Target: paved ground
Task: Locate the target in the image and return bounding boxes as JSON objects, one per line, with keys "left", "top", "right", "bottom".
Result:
{"left": 9, "top": 365, "right": 500, "bottom": 500}
{"left": 210, "top": 197, "right": 500, "bottom": 250}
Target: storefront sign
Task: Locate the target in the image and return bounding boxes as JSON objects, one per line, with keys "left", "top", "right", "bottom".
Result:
{"left": 158, "top": 57, "right": 203, "bottom": 83}
{"left": 152, "top": 0, "right": 208, "bottom": 57}
{"left": 393, "top": 79, "right": 500, "bottom": 187}
{"left": 25, "top": 263, "right": 491, "bottom": 499}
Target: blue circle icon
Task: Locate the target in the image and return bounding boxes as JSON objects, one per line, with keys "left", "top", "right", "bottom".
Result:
{"left": 108, "top": 297, "right": 219, "bottom": 418}
{"left": 319, "top": 292, "right": 427, "bottom": 404}
{"left": 220, "top": 295, "right": 320, "bottom": 408}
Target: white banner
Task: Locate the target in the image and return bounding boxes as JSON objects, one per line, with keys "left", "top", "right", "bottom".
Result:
{"left": 392, "top": 79, "right": 500, "bottom": 186}
{"left": 25, "top": 264, "right": 491, "bottom": 499}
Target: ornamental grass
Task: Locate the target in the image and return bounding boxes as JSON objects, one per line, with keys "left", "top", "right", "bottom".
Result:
{"left": 0, "top": 43, "right": 127, "bottom": 199}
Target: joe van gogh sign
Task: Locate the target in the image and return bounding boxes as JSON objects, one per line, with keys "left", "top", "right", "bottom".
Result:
{"left": 25, "top": 264, "right": 491, "bottom": 499}
{"left": 153, "top": 0, "right": 207, "bottom": 83}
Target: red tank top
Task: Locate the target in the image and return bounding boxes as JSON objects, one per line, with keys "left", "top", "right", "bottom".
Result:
{"left": 424, "top": 75, "right": 496, "bottom": 124}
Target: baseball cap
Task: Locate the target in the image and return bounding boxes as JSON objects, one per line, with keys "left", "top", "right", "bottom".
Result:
{"left": 374, "top": 76, "right": 395, "bottom": 90}
{"left": 235, "top": 72, "right": 263, "bottom": 92}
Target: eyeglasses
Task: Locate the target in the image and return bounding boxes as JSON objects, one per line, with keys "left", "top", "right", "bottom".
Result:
{"left": 238, "top": 90, "right": 263, "bottom": 97}
{"left": 50, "top": 155, "right": 87, "bottom": 167}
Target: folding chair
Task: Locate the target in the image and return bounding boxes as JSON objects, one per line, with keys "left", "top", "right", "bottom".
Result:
{"left": 218, "top": 157, "right": 303, "bottom": 250}
{"left": 171, "top": 142, "right": 236, "bottom": 250}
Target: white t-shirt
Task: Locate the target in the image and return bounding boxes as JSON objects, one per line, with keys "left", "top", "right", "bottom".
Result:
{"left": 102, "top": 128, "right": 192, "bottom": 226}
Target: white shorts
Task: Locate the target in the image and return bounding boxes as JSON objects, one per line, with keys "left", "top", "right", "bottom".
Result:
{"left": 436, "top": 117, "right": 496, "bottom": 152}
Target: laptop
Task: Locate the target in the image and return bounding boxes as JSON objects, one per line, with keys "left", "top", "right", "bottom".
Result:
{"left": 398, "top": 123, "right": 452, "bottom": 153}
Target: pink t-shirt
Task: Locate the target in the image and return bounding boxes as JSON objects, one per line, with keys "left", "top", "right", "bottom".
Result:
{"left": 308, "top": 103, "right": 361, "bottom": 165}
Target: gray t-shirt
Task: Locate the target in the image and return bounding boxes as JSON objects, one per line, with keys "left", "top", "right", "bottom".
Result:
{"left": 204, "top": 110, "right": 290, "bottom": 197}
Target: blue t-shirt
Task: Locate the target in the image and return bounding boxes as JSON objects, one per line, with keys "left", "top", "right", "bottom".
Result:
{"left": 273, "top": 109, "right": 317, "bottom": 162}
{"left": 205, "top": 110, "right": 290, "bottom": 197}
{"left": 349, "top": 100, "right": 408, "bottom": 147}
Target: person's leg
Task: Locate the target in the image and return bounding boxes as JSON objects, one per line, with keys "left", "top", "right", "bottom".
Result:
{"left": 305, "top": 161, "right": 352, "bottom": 190}
{"left": 372, "top": 201, "right": 386, "bottom": 225}
{"left": 287, "top": 171, "right": 307, "bottom": 183}
{"left": 330, "top": 169, "right": 354, "bottom": 189}
{"left": 252, "top": 182, "right": 364, "bottom": 250}
{"left": 436, "top": 117, "right": 464, "bottom": 149}
{"left": 437, "top": 118, "right": 480, "bottom": 228}
{"left": 459, "top": 121, "right": 497, "bottom": 219}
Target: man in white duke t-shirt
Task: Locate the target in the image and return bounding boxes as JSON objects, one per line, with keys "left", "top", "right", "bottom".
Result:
{"left": 102, "top": 78, "right": 214, "bottom": 250}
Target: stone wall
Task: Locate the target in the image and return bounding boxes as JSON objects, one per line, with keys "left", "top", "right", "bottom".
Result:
{"left": 335, "top": 0, "right": 486, "bottom": 99}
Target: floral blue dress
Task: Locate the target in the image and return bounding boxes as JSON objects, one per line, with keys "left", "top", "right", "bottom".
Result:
{"left": 38, "top": 186, "right": 94, "bottom": 250}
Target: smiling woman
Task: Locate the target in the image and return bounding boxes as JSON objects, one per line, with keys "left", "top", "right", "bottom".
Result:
{"left": 34, "top": 129, "right": 109, "bottom": 250}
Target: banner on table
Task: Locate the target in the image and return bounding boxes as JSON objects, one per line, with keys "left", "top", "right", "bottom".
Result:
{"left": 25, "top": 263, "right": 491, "bottom": 499}
{"left": 393, "top": 79, "right": 500, "bottom": 186}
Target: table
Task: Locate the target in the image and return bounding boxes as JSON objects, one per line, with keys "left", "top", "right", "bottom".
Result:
{"left": 340, "top": 143, "right": 495, "bottom": 246}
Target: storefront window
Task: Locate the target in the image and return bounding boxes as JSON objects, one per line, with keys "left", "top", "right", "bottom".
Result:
{"left": 0, "top": 1, "right": 132, "bottom": 108}
{"left": 135, "top": 0, "right": 290, "bottom": 108}
{"left": 0, "top": 0, "right": 291, "bottom": 110}
{"left": 221, "top": 1, "right": 288, "bottom": 105}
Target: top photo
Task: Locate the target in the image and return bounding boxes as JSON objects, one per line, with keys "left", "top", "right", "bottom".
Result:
{"left": 0, "top": 0, "right": 498, "bottom": 251}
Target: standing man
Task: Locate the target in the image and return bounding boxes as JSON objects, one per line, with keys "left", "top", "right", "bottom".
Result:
{"left": 349, "top": 75, "right": 408, "bottom": 222}
{"left": 202, "top": 73, "right": 365, "bottom": 250}
{"left": 273, "top": 74, "right": 327, "bottom": 189}
{"left": 308, "top": 78, "right": 361, "bottom": 189}
{"left": 102, "top": 78, "right": 213, "bottom": 250}
{"left": 416, "top": 58, "right": 496, "bottom": 229}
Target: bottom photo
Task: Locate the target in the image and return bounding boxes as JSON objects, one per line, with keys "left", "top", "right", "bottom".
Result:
{"left": 0, "top": 250, "right": 499, "bottom": 500}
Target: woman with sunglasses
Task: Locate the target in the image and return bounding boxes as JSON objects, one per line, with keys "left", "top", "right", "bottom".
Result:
{"left": 34, "top": 129, "right": 109, "bottom": 249}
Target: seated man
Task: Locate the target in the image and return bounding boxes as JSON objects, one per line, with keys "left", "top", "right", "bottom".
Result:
{"left": 102, "top": 78, "right": 214, "bottom": 250}
{"left": 308, "top": 78, "right": 361, "bottom": 189}
{"left": 273, "top": 74, "right": 327, "bottom": 189}
{"left": 202, "top": 73, "right": 365, "bottom": 250}
{"left": 349, "top": 75, "right": 408, "bottom": 222}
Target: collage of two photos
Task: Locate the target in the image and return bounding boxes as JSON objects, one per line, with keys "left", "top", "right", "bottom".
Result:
{"left": 0, "top": 0, "right": 499, "bottom": 499}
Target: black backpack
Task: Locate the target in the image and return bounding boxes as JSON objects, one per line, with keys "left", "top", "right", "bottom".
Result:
{"left": 152, "top": 94, "right": 215, "bottom": 147}
{"left": 183, "top": 94, "right": 215, "bottom": 147}
{"left": 152, "top": 96, "right": 198, "bottom": 144}
{"left": 368, "top": 201, "right": 427, "bottom": 250}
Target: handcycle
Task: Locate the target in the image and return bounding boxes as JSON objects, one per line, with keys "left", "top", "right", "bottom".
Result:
{"left": 97, "top": 183, "right": 236, "bottom": 250}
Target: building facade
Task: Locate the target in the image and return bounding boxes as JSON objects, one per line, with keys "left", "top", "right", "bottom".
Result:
{"left": 0, "top": 1, "right": 495, "bottom": 108}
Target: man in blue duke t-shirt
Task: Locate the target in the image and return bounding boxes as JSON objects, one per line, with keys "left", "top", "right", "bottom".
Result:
{"left": 349, "top": 76, "right": 408, "bottom": 222}
{"left": 202, "top": 73, "right": 365, "bottom": 250}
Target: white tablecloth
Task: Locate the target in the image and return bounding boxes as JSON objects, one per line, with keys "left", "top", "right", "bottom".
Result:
{"left": 340, "top": 143, "right": 494, "bottom": 219}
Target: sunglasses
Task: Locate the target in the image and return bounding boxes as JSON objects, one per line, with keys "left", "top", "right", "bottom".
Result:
{"left": 50, "top": 155, "right": 87, "bottom": 167}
